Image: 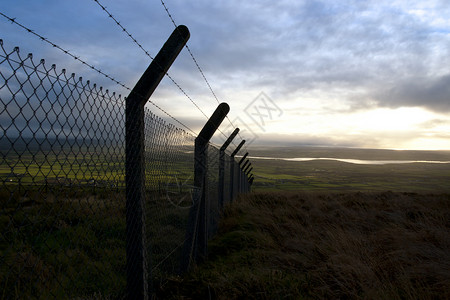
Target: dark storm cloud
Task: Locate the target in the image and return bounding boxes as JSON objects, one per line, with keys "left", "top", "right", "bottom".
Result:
{"left": 374, "top": 74, "right": 450, "bottom": 112}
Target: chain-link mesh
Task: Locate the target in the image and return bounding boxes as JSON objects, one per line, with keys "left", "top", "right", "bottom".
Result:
{"left": 1, "top": 40, "right": 252, "bottom": 298}
{"left": 206, "top": 144, "right": 220, "bottom": 239}
{"left": 0, "top": 41, "right": 126, "bottom": 298}
{"left": 223, "top": 154, "right": 232, "bottom": 205}
{"left": 143, "top": 108, "right": 195, "bottom": 283}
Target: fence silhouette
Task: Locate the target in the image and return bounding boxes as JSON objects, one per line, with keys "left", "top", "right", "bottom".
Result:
{"left": 0, "top": 27, "right": 253, "bottom": 299}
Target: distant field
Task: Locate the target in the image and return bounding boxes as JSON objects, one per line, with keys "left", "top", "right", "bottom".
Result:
{"left": 0, "top": 146, "right": 193, "bottom": 190}
{"left": 247, "top": 147, "right": 450, "bottom": 192}
{"left": 160, "top": 191, "right": 450, "bottom": 299}
{"left": 247, "top": 146, "right": 450, "bottom": 161}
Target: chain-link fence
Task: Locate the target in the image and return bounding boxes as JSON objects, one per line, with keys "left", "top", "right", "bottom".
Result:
{"left": 1, "top": 40, "right": 252, "bottom": 298}
{"left": 143, "top": 108, "right": 195, "bottom": 283}
{"left": 0, "top": 41, "right": 127, "bottom": 298}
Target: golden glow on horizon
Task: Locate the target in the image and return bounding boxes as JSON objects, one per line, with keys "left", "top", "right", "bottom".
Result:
{"left": 352, "top": 107, "right": 433, "bottom": 132}
{"left": 397, "top": 138, "right": 450, "bottom": 151}
{"left": 247, "top": 105, "right": 450, "bottom": 150}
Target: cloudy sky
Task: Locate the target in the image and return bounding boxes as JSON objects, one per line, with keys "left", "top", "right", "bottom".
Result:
{"left": 1, "top": 0, "right": 450, "bottom": 150}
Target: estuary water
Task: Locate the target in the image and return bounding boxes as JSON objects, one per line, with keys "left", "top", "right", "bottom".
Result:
{"left": 249, "top": 156, "right": 450, "bottom": 165}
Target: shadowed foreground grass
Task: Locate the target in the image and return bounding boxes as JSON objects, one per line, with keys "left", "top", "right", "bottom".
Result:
{"left": 159, "top": 191, "right": 450, "bottom": 299}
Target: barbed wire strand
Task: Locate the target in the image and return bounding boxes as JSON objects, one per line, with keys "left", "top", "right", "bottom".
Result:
{"left": 91, "top": 0, "right": 239, "bottom": 148}
{"left": 159, "top": 0, "right": 249, "bottom": 152}
{"left": 92, "top": 0, "right": 240, "bottom": 150}
{"left": 92, "top": 0, "right": 210, "bottom": 121}
{"left": 0, "top": 11, "right": 197, "bottom": 136}
{"left": 91, "top": 1, "right": 155, "bottom": 61}
{"left": 160, "top": 0, "right": 220, "bottom": 106}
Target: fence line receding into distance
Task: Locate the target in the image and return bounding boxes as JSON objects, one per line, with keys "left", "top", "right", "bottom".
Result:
{"left": 0, "top": 26, "right": 253, "bottom": 300}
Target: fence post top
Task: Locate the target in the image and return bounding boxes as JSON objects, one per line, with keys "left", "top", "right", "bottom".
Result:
{"left": 175, "top": 25, "right": 190, "bottom": 39}
{"left": 238, "top": 152, "right": 249, "bottom": 164}
{"left": 220, "top": 127, "right": 239, "bottom": 151}
{"left": 126, "top": 25, "right": 190, "bottom": 106}
{"left": 197, "top": 102, "right": 230, "bottom": 145}
{"left": 217, "top": 102, "right": 230, "bottom": 115}
{"left": 231, "top": 139, "right": 246, "bottom": 157}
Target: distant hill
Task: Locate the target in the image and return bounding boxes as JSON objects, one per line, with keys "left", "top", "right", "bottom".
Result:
{"left": 247, "top": 145, "right": 450, "bottom": 161}
{"left": 0, "top": 137, "right": 123, "bottom": 152}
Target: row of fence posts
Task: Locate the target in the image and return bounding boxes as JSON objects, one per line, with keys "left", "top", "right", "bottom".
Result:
{"left": 125, "top": 25, "right": 253, "bottom": 299}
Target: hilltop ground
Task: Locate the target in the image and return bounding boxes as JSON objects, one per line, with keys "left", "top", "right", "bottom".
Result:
{"left": 159, "top": 191, "right": 450, "bottom": 299}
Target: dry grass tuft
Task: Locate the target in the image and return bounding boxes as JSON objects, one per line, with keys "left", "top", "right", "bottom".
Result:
{"left": 160, "top": 191, "right": 450, "bottom": 299}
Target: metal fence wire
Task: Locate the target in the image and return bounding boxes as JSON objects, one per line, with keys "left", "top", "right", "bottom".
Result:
{"left": 143, "top": 108, "right": 195, "bottom": 281}
{"left": 0, "top": 41, "right": 127, "bottom": 298}
{"left": 1, "top": 40, "right": 252, "bottom": 299}
{"left": 206, "top": 144, "right": 220, "bottom": 239}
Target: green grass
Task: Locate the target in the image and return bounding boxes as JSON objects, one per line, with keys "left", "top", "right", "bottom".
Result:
{"left": 1, "top": 147, "right": 193, "bottom": 190}
{"left": 1, "top": 143, "right": 195, "bottom": 298}
{"left": 2, "top": 145, "right": 449, "bottom": 298}
{"left": 0, "top": 183, "right": 195, "bottom": 299}
{"left": 0, "top": 186, "right": 127, "bottom": 299}
{"left": 159, "top": 191, "right": 450, "bottom": 299}
{"left": 251, "top": 158, "right": 450, "bottom": 193}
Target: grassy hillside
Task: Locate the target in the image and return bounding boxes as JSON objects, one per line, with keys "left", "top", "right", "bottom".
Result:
{"left": 159, "top": 191, "right": 450, "bottom": 299}
{"left": 251, "top": 159, "right": 450, "bottom": 192}
{"left": 245, "top": 146, "right": 450, "bottom": 193}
